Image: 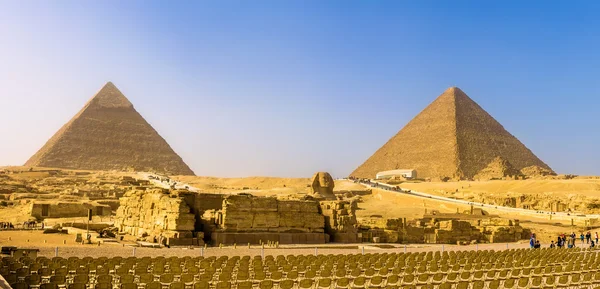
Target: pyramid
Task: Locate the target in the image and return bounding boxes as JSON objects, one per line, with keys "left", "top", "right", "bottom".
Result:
{"left": 350, "top": 87, "right": 553, "bottom": 180}
{"left": 25, "top": 82, "right": 195, "bottom": 175}
{"left": 473, "top": 156, "right": 522, "bottom": 181}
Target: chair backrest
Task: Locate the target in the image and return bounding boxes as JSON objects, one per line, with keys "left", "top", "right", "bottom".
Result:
{"left": 120, "top": 283, "right": 137, "bottom": 289}
{"left": 120, "top": 275, "right": 135, "bottom": 284}
{"left": 194, "top": 281, "right": 210, "bottom": 289}
{"left": 237, "top": 281, "right": 253, "bottom": 289}
{"left": 68, "top": 284, "right": 86, "bottom": 289}
{"left": 40, "top": 283, "right": 59, "bottom": 289}
{"left": 170, "top": 282, "right": 185, "bottom": 289}
{"left": 160, "top": 273, "right": 175, "bottom": 283}
{"left": 216, "top": 281, "right": 231, "bottom": 289}
{"left": 299, "top": 279, "right": 313, "bottom": 289}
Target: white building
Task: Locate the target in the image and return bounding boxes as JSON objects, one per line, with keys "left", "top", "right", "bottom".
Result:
{"left": 375, "top": 169, "right": 417, "bottom": 180}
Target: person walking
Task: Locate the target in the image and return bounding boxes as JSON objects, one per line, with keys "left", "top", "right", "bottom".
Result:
{"left": 586, "top": 232, "right": 591, "bottom": 244}
{"left": 580, "top": 233, "right": 585, "bottom": 245}
{"left": 595, "top": 232, "right": 598, "bottom": 244}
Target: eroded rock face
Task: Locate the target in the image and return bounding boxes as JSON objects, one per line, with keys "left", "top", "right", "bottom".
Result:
{"left": 115, "top": 189, "right": 200, "bottom": 245}
{"left": 311, "top": 172, "right": 335, "bottom": 200}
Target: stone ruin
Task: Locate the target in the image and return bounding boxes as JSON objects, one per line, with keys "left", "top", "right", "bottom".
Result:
{"left": 115, "top": 187, "right": 361, "bottom": 246}
{"left": 30, "top": 201, "right": 111, "bottom": 220}
{"left": 310, "top": 172, "right": 336, "bottom": 200}
{"left": 474, "top": 156, "right": 523, "bottom": 181}
{"left": 357, "top": 210, "right": 528, "bottom": 244}
{"left": 209, "top": 195, "right": 327, "bottom": 244}
{"left": 115, "top": 189, "right": 200, "bottom": 246}
{"left": 319, "top": 200, "right": 359, "bottom": 242}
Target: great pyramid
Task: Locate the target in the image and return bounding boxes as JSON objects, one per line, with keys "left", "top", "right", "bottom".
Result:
{"left": 350, "top": 87, "right": 553, "bottom": 180}
{"left": 25, "top": 82, "right": 195, "bottom": 175}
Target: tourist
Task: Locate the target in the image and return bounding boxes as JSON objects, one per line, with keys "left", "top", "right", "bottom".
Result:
{"left": 586, "top": 231, "right": 591, "bottom": 244}
{"left": 595, "top": 232, "right": 598, "bottom": 244}
{"left": 529, "top": 236, "right": 535, "bottom": 249}
{"left": 550, "top": 241, "right": 555, "bottom": 248}
{"left": 556, "top": 236, "right": 563, "bottom": 248}
{"left": 580, "top": 233, "right": 585, "bottom": 244}
{"left": 568, "top": 235, "right": 574, "bottom": 249}
{"left": 534, "top": 240, "right": 541, "bottom": 249}
{"left": 592, "top": 240, "right": 596, "bottom": 248}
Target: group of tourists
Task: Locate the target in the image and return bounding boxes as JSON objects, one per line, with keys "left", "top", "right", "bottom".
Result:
{"left": 0, "top": 221, "right": 44, "bottom": 230}
{"left": 546, "top": 231, "right": 599, "bottom": 249}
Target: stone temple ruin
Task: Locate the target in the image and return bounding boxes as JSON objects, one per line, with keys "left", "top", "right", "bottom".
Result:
{"left": 114, "top": 187, "right": 363, "bottom": 246}
{"left": 357, "top": 209, "right": 528, "bottom": 244}
{"left": 114, "top": 181, "right": 527, "bottom": 246}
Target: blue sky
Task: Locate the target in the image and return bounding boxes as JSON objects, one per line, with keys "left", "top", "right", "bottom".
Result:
{"left": 1, "top": 1, "right": 599, "bottom": 177}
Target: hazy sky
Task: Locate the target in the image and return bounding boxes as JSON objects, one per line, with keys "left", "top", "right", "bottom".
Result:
{"left": 1, "top": 1, "right": 600, "bottom": 178}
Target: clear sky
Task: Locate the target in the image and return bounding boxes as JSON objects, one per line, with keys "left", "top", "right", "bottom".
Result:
{"left": 1, "top": 1, "right": 599, "bottom": 178}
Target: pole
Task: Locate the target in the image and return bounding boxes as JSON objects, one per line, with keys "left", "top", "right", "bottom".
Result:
{"left": 361, "top": 246, "right": 364, "bottom": 255}
{"left": 442, "top": 244, "right": 444, "bottom": 253}
{"left": 404, "top": 245, "right": 407, "bottom": 253}
{"left": 55, "top": 247, "right": 58, "bottom": 257}
{"left": 132, "top": 247, "right": 136, "bottom": 257}
{"left": 506, "top": 243, "right": 508, "bottom": 250}
{"left": 315, "top": 247, "right": 318, "bottom": 256}
{"left": 201, "top": 247, "right": 204, "bottom": 257}
{"left": 261, "top": 246, "right": 264, "bottom": 260}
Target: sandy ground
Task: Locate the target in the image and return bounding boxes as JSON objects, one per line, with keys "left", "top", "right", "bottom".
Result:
{"left": 0, "top": 231, "right": 534, "bottom": 258}
{"left": 400, "top": 178, "right": 600, "bottom": 198}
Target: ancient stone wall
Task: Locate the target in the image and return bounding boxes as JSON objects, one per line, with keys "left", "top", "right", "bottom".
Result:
{"left": 358, "top": 214, "right": 526, "bottom": 244}
{"left": 115, "top": 189, "right": 202, "bottom": 246}
{"left": 210, "top": 195, "right": 326, "bottom": 244}
{"left": 217, "top": 195, "right": 324, "bottom": 233}
{"left": 30, "top": 201, "right": 111, "bottom": 219}
{"left": 320, "top": 200, "right": 358, "bottom": 242}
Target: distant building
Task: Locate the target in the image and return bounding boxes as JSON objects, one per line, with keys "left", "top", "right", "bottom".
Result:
{"left": 375, "top": 169, "right": 417, "bottom": 180}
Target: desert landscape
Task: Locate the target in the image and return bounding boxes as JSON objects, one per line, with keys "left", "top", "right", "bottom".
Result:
{"left": 2, "top": 83, "right": 600, "bottom": 289}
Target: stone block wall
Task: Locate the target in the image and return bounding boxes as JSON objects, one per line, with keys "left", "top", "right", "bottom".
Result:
{"left": 218, "top": 195, "right": 324, "bottom": 233}
{"left": 115, "top": 189, "right": 202, "bottom": 245}
{"left": 30, "top": 201, "right": 111, "bottom": 219}
{"left": 320, "top": 200, "right": 359, "bottom": 242}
